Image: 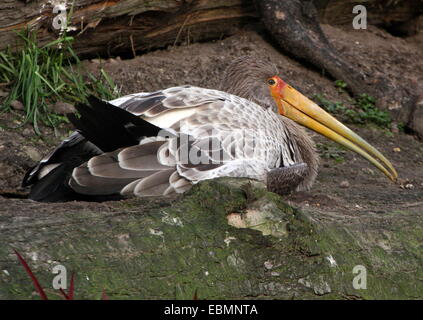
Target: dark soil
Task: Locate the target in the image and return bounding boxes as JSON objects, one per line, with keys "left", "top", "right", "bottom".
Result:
{"left": 0, "top": 25, "right": 422, "bottom": 219}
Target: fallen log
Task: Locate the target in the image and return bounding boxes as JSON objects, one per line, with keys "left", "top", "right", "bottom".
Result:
{"left": 0, "top": 178, "right": 422, "bottom": 299}
{"left": 0, "top": 0, "right": 421, "bottom": 56}
{"left": 0, "top": 0, "right": 259, "bottom": 57}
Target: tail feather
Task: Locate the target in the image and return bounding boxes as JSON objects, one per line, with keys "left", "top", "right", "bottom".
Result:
{"left": 28, "top": 163, "right": 73, "bottom": 202}
{"left": 22, "top": 132, "right": 101, "bottom": 187}
{"left": 27, "top": 163, "right": 123, "bottom": 202}
{"left": 26, "top": 96, "right": 181, "bottom": 202}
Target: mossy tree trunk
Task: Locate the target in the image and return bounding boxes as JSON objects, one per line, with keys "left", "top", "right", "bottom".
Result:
{"left": 0, "top": 178, "right": 421, "bottom": 299}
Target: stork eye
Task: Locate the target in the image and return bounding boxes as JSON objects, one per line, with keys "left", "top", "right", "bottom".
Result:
{"left": 267, "top": 79, "right": 276, "bottom": 86}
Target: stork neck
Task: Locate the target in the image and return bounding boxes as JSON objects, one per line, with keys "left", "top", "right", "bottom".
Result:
{"left": 281, "top": 117, "right": 319, "bottom": 191}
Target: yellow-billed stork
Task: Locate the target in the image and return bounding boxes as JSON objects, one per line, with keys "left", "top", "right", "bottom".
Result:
{"left": 22, "top": 57, "right": 397, "bottom": 201}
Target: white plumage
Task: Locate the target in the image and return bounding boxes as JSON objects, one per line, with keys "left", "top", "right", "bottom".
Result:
{"left": 67, "top": 86, "right": 305, "bottom": 197}
{"left": 23, "top": 57, "right": 327, "bottom": 202}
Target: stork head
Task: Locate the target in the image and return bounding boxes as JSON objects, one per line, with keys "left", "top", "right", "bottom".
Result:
{"left": 268, "top": 76, "right": 398, "bottom": 181}
{"left": 220, "top": 56, "right": 280, "bottom": 111}
{"left": 221, "top": 56, "right": 398, "bottom": 182}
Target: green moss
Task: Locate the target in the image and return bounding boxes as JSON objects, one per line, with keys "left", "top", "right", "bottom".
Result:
{"left": 0, "top": 178, "right": 421, "bottom": 299}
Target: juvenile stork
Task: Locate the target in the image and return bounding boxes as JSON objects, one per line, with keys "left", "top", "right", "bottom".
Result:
{"left": 22, "top": 57, "right": 397, "bottom": 202}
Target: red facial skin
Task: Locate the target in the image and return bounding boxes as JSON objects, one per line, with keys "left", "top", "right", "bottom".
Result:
{"left": 268, "top": 76, "right": 287, "bottom": 115}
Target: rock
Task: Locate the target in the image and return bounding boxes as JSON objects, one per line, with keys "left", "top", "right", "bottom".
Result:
{"left": 339, "top": 180, "right": 350, "bottom": 188}
{"left": 52, "top": 102, "right": 75, "bottom": 114}
{"left": 22, "top": 146, "right": 42, "bottom": 162}
{"left": 107, "top": 57, "right": 121, "bottom": 64}
{"left": 0, "top": 163, "right": 13, "bottom": 178}
{"left": 10, "top": 100, "right": 24, "bottom": 111}
{"left": 22, "top": 128, "right": 33, "bottom": 137}
{"left": 362, "top": 167, "right": 375, "bottom": 175}
{"left": 313, "top": 278, "right": 332, "bottom": 296}
{"left": 391, "top": 123, "right": 400, "bottom": 135}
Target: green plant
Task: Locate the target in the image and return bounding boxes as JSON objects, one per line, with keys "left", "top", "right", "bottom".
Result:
{"left": 0, "top": 30, "right": 119, "bottom": 134}
{"left": 313, "top": 94, "right": 346, "bottom": 114}
{"left": 313, "top": 93, "right": 392, "bottom": 128}
{"left": 334, "top": 79, "right": 347, "bottom": 91}
{"left": 397, "top": 122, "right": 406, "bottom": 133}
{"left": 354, "top": 93, "right": 391, "bottom": 128}
{"left": 316, "top": 143, "right": 346, "bottom": 163}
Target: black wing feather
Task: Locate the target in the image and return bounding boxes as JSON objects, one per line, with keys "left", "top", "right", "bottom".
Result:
{"left": 26, "top": 96, "right": 171, "bottom": 202}
{"left": 67, "top": 96, "right": 164, "bottom": 152}
{"left": 22, "top": 133, "right": 101, "bottom": 187}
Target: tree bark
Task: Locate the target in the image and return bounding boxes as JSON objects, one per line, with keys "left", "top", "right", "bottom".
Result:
{"left": 0, "top": 178, "right": 421, "bottom": 299}
{"left": 0, "top": 0, "right": 258, "bottom": 57}
{"left": 1, "top": 0, "right": 421, "bottom": 56}
{"left": 316, "top": 0, "right": 423, "bottom": 34}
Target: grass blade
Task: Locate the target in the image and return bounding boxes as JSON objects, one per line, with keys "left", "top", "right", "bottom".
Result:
{"left": 1, "top": 29, "right": 118, "bottom": 134}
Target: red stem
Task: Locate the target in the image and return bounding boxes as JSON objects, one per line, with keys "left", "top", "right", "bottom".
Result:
{"left": 13, "top": 249, "right": 48, "bottom": 300}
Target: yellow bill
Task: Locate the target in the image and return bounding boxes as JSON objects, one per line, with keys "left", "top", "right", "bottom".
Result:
{"left": 268, "top": 76, "right": 398, "bottom": 181}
